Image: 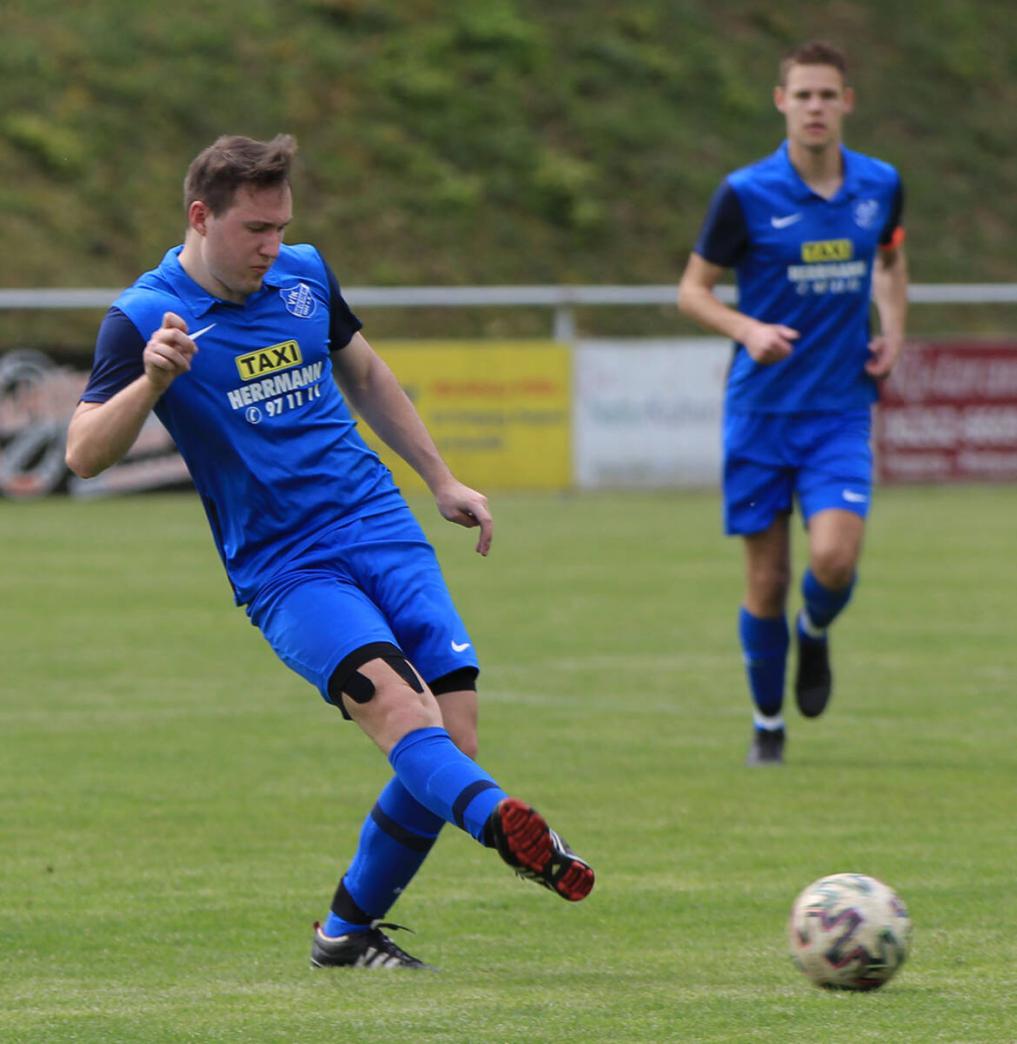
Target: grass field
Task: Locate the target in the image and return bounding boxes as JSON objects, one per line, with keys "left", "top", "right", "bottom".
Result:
{"left": 2, "top": 486, "right": 1016, "bottom": 1042}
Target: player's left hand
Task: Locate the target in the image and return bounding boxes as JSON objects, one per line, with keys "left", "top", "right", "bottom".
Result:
{"left": 434, "top": 480, "right": 494, "bottom": 556}
{"left": 866, "top": 333, "right": 904, "bottom": 380}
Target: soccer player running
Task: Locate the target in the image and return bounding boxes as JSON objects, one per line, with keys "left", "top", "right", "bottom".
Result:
{"left": 677, "top": 42, "right": 908, "bottom": 765}
{"left": 66, "top": 134, "right": 594, "bottom": 968}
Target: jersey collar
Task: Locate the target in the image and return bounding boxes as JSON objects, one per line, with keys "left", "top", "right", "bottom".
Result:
{"left": 157, "top": 246, "right": 284, "bottom": 316}
{"left": 158, "top": 246, "right": 222, "bottom": 318}
{"left": 778, "top": 140, "right": 860, "bottom": 202}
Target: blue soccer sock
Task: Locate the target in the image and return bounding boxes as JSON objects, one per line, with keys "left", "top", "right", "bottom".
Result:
{"left": 322, "top": 777, "right": 444, "bottom": 938}
{"left": 388, "top": 726, "right": 507, "bottom": 844}
{"left": 800, "top": 568, "right": 856, "bottom": 634}
{"left": 739, "top": 607, "right": 789, "bottom": 722}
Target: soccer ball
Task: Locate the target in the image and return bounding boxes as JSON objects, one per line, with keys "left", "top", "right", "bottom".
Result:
{"left": 788, "top": 873, "right": 912, "bottom": 990}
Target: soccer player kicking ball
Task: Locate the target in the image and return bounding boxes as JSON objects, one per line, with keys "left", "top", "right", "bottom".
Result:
{"left": 677, "top": 41, "right": 909, "bottom": 765}
{"left": 66, "top": 134, "right": 593, "bottom": 969}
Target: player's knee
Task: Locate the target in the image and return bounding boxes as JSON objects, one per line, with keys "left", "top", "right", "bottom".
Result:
{"left": 380, "top": 701, "right": 443, "bottom": 747}
{"left": 430, "top": 667, "right": 479, "bottom": 758}
{"left": 448, "top": 727, "right": 478, "bottom": 760}
{"left": 334, "top": 665, "right": 442, "bottom": 753}
{"left": 810, "top": 548, "right": 857, "bottom": 590}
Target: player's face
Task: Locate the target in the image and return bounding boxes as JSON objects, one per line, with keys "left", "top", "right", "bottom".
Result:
{"left": 774, "top": 63, "right": 854, "bottom": 153}
{"left": 198, "top": 183, "right": 293, "bottom": 302}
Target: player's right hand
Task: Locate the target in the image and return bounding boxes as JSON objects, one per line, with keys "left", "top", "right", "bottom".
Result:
{"left": 143, "top": 312, "right": 198, "bottom": 392}
{"left": 433, "top": 477, "right": 494, "bottom": 557}
{"left": 743, "top": 321, "right": 799, "bottom": 365}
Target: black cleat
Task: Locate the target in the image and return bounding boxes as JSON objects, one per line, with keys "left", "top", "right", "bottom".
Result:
{"left": 310, "top": 921, "right": 434, "bottom": 970}
{"left": 746, "top": 727, "right": 785, "bottom": 766}
{"left": 486, "top": 797, "right": 595, "bottom": 902}
{"left": 795, "top": 627, "right": 832, "bottom": 718}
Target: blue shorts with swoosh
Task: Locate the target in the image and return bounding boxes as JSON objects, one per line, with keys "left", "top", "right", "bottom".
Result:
{"left": 247, "top": 504, "right": 478, "bottom": 703}
{"left": 722, "top": 409, "right": 873, "bottom": 535}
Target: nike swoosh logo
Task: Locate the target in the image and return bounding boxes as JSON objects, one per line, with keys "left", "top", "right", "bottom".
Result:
{"left": 190, "top": 322, "right": 217, "bottom": 340}
{"left": 842, "top": 489, "right": 868, "bottom": 503}
{"left": 770, "top": 213, "right": 803, "bottom": 229}
{"left": 450, "top": 640, "right": 472, "bottom": 653}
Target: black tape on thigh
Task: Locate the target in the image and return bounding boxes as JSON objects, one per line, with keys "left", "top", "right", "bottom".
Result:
{"left": 327, "top": 641, "right": 425, "bottom": 716}
{"left": 383, "top": 654, "right": 424, "bottom": 693}
{"left": 327, "top": 641, "right": 404, "bottom": 714}
{"left": 343, "top": 670, "right": 375, "bottom": 704}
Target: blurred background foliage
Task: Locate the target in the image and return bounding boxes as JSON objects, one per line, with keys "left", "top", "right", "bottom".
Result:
{"left": 1, "top": 0, "right": 1015, "bottom": 348}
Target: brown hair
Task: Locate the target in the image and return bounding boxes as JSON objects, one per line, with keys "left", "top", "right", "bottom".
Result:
{"left": 779, "top": 41, "right": 848, "bottom": 86}
{"left": 183, "top": 134, "right": 297, "bottom": 215}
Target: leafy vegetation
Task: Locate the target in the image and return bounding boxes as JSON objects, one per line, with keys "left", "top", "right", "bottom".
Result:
{"left": 1, "top": 1, "right": 1015, "bottom": 346}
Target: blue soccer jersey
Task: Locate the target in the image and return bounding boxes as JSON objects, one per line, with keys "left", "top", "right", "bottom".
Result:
{"left": 695, "top": 141, "right": 904, "bottom": 414}
{"left": 81, "top": 244, "right": 404, "bottom": 604}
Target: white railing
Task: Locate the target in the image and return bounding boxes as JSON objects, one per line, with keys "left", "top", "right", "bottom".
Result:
{"left": 1, "top": 284, "right": 1016, "bottom": 340}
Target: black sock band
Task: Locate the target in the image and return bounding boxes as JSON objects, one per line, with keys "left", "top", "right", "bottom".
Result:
{"left": 452, "top": 779, "right": 500, "bottom": 832}
{"left": 369, "top": 802, "right": 438, "bottom": 853}
{"left": 329, "top": 877, "right": 373, "bottom": 925}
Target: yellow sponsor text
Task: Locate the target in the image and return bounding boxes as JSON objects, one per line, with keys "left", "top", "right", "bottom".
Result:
{"left": 801, "top": 239, "right": 854, "bottom": 263}
{"left": 235, "top": 340, "right": 303, "bottom": 380}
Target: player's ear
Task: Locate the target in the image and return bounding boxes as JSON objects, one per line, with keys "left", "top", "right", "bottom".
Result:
{"left": 773, "top": 85, "right": 786, "bottom": 114}
{"left": 188, "top": 200, "right": 211, "bottom": 236}
{"left": 842, "top": 85, "right": 855, "bottom": 115}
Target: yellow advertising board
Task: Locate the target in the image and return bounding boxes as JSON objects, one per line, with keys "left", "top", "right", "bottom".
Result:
{"left": 358, "top": 341, "right": 571, "bottom": 491}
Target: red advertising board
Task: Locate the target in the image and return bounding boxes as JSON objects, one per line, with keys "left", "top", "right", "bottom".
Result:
{"left": 875, "top": 342, "right": 1017, "bottom": 483}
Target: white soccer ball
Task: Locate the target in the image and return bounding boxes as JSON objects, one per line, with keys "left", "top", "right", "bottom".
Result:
{"left": 788, "top": 873, "right": 912, "bottom": 990}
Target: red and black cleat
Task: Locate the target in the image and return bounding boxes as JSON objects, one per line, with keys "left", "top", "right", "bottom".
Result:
{"left": 487, "top": 797, "right": 595, "bottom": 902}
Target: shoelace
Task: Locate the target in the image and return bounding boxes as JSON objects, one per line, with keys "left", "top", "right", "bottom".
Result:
{"left": 366, "top": 921, "right": 420, "bottom": 962}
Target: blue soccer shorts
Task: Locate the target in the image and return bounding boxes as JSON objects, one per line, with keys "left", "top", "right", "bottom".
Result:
{"left": 246, "top": 505, "right": 479, "bottom": 706}
{"left": 722, "top": 408, "right": 873, "bottom": 536}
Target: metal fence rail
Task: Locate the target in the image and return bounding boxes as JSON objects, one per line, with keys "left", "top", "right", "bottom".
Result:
{"left": 2, "top": 284, "right": 1016, "bottom": 340}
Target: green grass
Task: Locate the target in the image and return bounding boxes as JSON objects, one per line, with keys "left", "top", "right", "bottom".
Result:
{"left": 2, "top": 486, "right": 1016, "bottom": 1042}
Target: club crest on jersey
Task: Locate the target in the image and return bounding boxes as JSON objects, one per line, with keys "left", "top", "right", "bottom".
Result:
{"left": 280, "top": 282, "right": 318, "bottom": 318}
{"left": 853, "top": 199, "right": 881, "bottom": 229}
{"left": 801, "top": 239, "right": 854, "bottom": 263}
{"left": 235, "top": 340, "right": 303, "bottom": 380}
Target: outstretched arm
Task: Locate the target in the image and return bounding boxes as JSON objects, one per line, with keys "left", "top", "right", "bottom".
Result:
{"left": 333, "top": 332, "right": 493, "bottom": 555}
{"left": 677, "top": 253, "right": 799, "bottom": 365}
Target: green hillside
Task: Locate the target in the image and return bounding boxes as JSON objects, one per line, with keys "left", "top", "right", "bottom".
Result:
{"left": 2, "top": 0, "right": 1016, "bottom": 348}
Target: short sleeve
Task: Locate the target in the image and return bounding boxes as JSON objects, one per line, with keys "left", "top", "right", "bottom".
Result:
{"left": 694, "top": 181, "right": 751, "bottom": 268}
{"left": 81, "top": 308, "right": 146, "bottom": 403}
{"left": 879, "top": 179, "right": 905, "bottom": 246}
{"left": 322, "top": 259, "right": 363, "bottom": 351}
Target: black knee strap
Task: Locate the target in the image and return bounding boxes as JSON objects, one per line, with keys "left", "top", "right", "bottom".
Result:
{"left": 386, "top": 654, "right": 424, "bottom": 693}
{"left": 327, "top": 641, "right": 423, "bottom": 719}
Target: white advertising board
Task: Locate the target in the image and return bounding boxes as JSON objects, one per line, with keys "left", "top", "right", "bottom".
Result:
{"left": 574, "top": 338, "right": 729, "bottom": 489}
